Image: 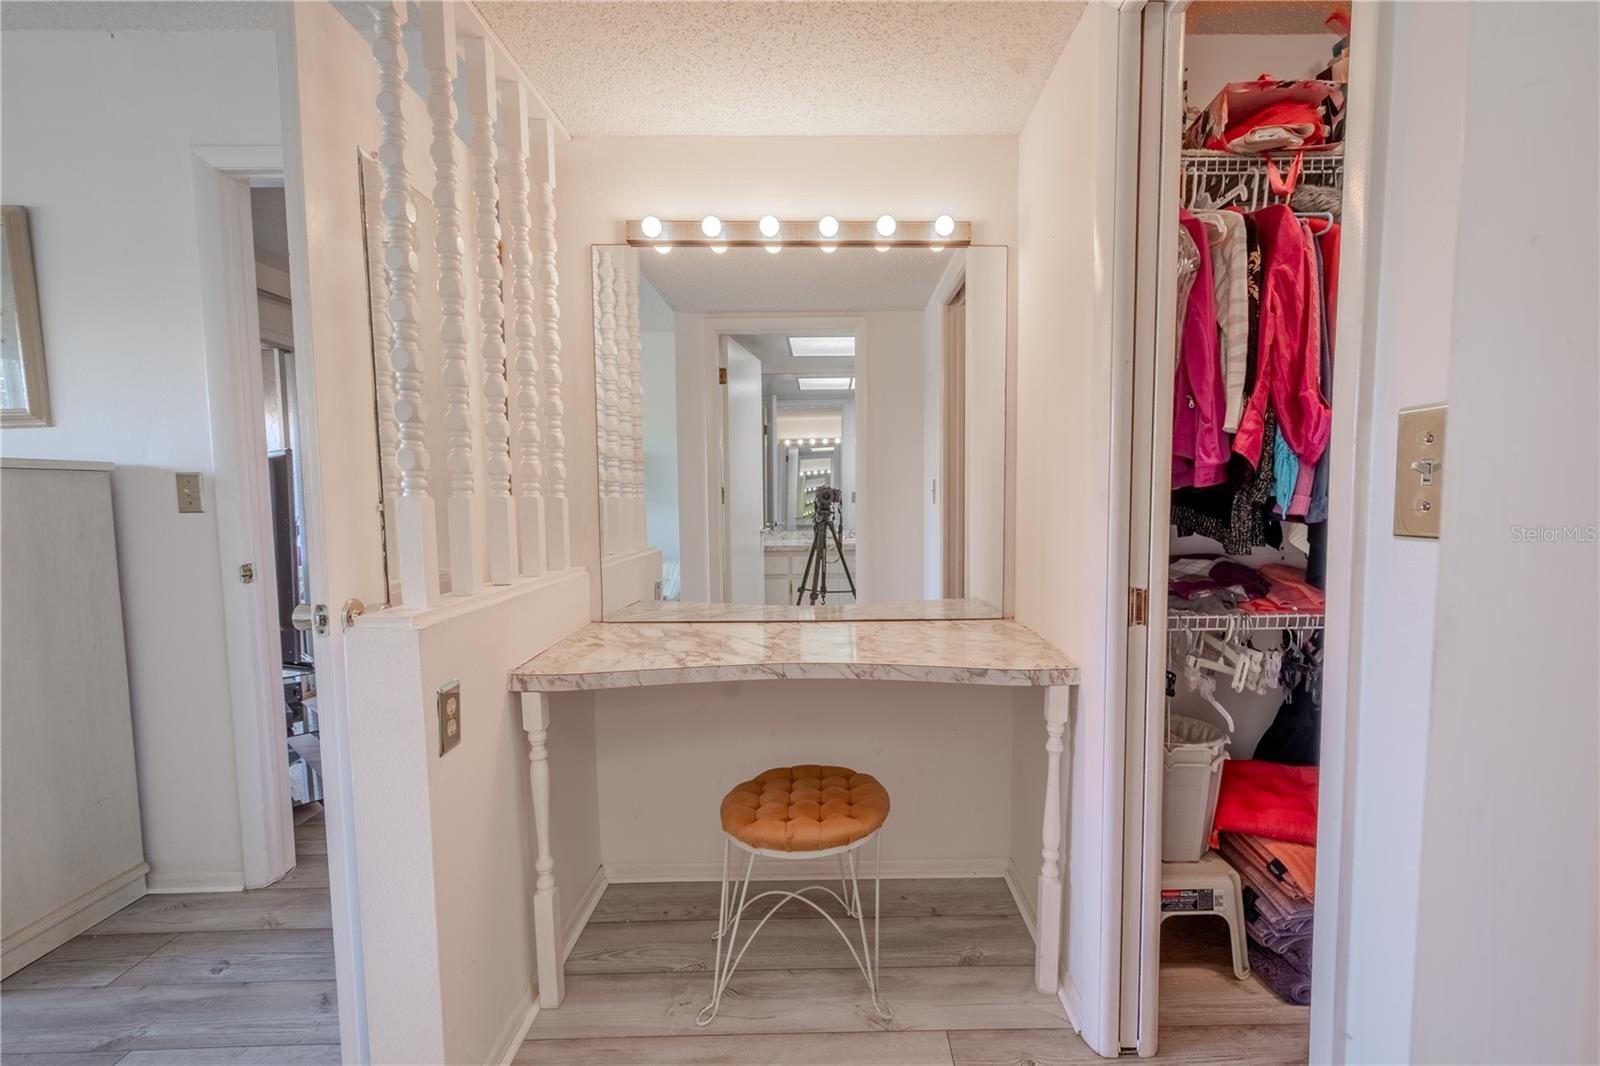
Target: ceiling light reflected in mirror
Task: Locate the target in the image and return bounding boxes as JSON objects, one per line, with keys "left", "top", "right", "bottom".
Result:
{"left": 796, "top": 376, "right": 855, "bottom": 391}
{"left": 788, "top": 336, "right": 856, "bottom": 359}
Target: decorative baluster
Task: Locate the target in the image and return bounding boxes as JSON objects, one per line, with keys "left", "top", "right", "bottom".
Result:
{"left": 613, "top": 259, "right": 637, "bottom": 549}
{"left": 500, "top": 83, "right": 546, "bottom": 578}
{"left": 626, "top": 248, "right": 646, "bottom": 551}
{"left": 372, "top": 0, "right": 439, "bottom": 608}
{"left": 1035, "top": 687, "right": 1072, "bottom": 993}
{"left": 529, "top": 119, "right": 569, "bottom": 571}
{"left": 359, "top": 155, "right": 402, "bottom": 602}
{"left": 596, "top": 249, "right": 622, "bottom": 551}
{"left": 464, "top": 38, "right": 517, "bottom": 585}
{"left": 420, "top": 2, "right": 478, "bottom": 598}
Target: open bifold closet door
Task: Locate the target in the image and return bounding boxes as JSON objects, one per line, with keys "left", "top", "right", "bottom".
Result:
{"left": 1120, "top": 0, "right": 1187, "bottom": 1055}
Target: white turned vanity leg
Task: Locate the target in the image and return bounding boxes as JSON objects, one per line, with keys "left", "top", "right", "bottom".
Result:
{"left": 520, "top": 692, "right": 564, "bottom": 1007}
{"left": 1036, "top": 685, "right": 1072, "bottom": 993}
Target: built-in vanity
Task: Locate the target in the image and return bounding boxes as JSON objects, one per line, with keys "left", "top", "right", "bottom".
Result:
{"left": 509, "top": 616, "right": 1079, "bottom": 1009}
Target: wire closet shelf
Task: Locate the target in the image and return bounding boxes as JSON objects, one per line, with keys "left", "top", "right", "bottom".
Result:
{"left": 1180, "top": 147, "right": 1345, "bottom": 212}
{"left": 1168, "top": 609, "right": 1326, "bottom": 635}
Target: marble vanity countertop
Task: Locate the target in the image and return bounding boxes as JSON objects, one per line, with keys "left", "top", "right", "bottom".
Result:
{"left": 762, "top": 529, "right": 857, "bottom": 550}
{"left": 606, "top": 598, "right": 1004, "bottom": 623}
{"left": 510, "top": 618, "right": 1079, "bottom": 692}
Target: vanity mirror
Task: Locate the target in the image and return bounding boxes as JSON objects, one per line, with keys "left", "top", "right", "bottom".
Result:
{"left": 594, "top": 241, "right": 1007, "bottom": 620}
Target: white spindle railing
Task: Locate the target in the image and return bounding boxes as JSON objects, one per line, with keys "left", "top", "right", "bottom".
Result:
{"left": 501, "top": 83, "right": 546, "bottom": 578}
{"left": 372, "top": 0, "right": 440, "bottom": 608}
{"left": 464, "top": 37, "right": 517, "bottom": 586}
{"left": 530, "top": 121, "right": 569, "bottom": 571}
{"left": 614, "top": 258, "right": 637, "bottom": 549}
{"left": 421, "top": 1, "right": 479, "bottom": 598}
{"left": 369, "top": 2, "right": 573, "bottom": 604}
{"left": 625, "top": 249, "right": 645, "bottom": 551}
{"left": 595, "top": 248, "right": 621, "bottom": 551}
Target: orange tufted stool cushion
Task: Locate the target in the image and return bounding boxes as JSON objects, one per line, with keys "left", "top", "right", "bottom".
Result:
{"left": 719, "top": 765, "right": 890, "bottom": 852}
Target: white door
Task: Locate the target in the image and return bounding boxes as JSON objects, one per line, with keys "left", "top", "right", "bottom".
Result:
{"left": 277, "top": 4, "right": 400, "bottom": 1059}
{"left": 725, "top": 339, "right": 765, "bottom": 604}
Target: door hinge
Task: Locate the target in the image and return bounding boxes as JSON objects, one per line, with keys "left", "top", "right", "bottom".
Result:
{"left": 718, "top": 367, "right": 728, "bottom": 385}
{"left": 1129, "top": 587, "right": 1149, "bottom": 626}
{"left": 239, "top": 563, "right": 255, "bottom": 584}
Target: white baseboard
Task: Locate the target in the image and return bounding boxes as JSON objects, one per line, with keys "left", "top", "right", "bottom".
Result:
{"left": 488, "top": 990, "right": 538, "bottom": 1066}
{"left": 1004, "top": 857, "right": 1038, "bottom": 942}
{"left": 1, "top": 862, "right": 149, "bottom": 977}
{"left": 491, "top": 865, "right": 610, "bottom": 1065}
{"left": 561, "top": 865, "right": 608, "bottom": 959}
{"left": 146, "top": 871, "right": 247, "bottom": 894}
{"left": 603, "top": 856, "right": 1010, "bottom": 883}
{"left": 1059, "top": 971, "right": 1086, "bottom": 1037}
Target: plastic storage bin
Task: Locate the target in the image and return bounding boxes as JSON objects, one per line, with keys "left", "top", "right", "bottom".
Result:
{"left": 1163, "top": 715, "right": 1230, "bottom": 862}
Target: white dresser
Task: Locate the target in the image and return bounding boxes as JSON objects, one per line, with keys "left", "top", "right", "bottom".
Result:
{"left": 1, "top": 459, "right": 147, "bottom": 976}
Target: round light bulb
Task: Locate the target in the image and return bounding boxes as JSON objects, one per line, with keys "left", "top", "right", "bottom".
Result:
{"left": 654, "top": 245, "right": 672, "bottom": 255}
{"left": 876, "top": 214, "right": 897, "bottom": 237}
{"left": 640, "top": 215, "right": 663, "bottom": 239}
{"left": 875, "top": 243, "right": 891, "bottom": 253}
{"left": 929, "top": 243, "right": 945, "bottom": 253}
{"left": 820, "top": 243, "right": 837, "bottom": 254}
{"left": 934, "top": 214, "right": 955, "bottom": 238}
{"left": 818, "top": 215, "right": 840, "bottom": 239}
{"left": 759, "top": 215, "right": 781, "bottom": 238}
{"left": 700, "top": 215, "right": 722, "bottom": 238}
{"left": 710, "top": 243, "right": 728, "bottom": 255}
{"left": 765, "top": 243, "right": 781, "bottom": 254}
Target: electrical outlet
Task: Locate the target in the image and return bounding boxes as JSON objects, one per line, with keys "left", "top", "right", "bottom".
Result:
{"left": 437, "top": 680, "right": 462, "bottom": 756}
{"left": 176, "top": 472, "right": 204, "bottom": 513}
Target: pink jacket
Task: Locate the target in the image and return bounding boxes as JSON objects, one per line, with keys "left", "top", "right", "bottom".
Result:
{"left": 1232, "top": 206, "right": 1330, "bottom": 466}
{"left": 1174, "top": 211, "right": 1230, "bottom": 489}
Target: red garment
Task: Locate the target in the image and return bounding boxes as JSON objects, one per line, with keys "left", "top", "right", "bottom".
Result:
{"left": 1174, "top": 211, "right": 1230, "bottom": 489}
{"left": 1318, "top": 223, "right": 1340, "bottom": 353}
{"left": 1208, "top": 99, "right": 1327, "bottom": 153}
{"left": 1232, "top": 206, "right": 1331, "bottom": 467}
{"left": 1213, "top": 760, "right": 1319, "bottom": 846}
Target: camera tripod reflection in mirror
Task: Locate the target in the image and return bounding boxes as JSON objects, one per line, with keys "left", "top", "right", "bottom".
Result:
{"left": 796, "top": 485, "right": 856, "bottom": 605}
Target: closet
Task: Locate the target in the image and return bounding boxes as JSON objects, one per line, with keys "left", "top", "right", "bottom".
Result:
{"left": 1132, "top": 2, "right": 1355, "bottom": 1054}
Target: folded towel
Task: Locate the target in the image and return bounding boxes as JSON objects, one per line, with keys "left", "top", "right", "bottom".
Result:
{"left": 1249, "top": 940, "right": 1312, "bottom": 1005}
{"left": 1226, "top": 832, "right": 1316, "bottom": 901}
{"left": 1214, "top": 761, "right": 1319, "bottom": 845}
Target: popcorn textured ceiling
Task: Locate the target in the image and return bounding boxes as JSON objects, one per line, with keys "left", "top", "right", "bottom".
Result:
{"left": 474, "top": 1, "right": 1086, "bottom": 138}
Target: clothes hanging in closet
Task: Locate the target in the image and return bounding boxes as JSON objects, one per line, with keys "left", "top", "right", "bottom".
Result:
{"left": 1170, "top": 205, "right": 1340, "bottom": 576}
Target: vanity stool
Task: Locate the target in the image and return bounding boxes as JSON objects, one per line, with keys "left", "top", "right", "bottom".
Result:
{"left": 699, "top": 765, "right": 892, "bottom": 1025}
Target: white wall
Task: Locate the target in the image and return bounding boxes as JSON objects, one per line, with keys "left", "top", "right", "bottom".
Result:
{"left": 0, "top": 30, "right": 282, "bottom": 891}
{"left": 1183, "top": 33, "right": 1340, "bottom": 111}
{"left": 857, "top": 310, "right": 925, "bottom": 602}
{"left": 343, "top": 573, "right": 594, "bottom": 1065}
{"left": 593, "top": 680, "right": 1018, "bottom": 874}
{"left": 1014, "top": 0, "right": 1125, "bottom": 1043}
{"left": 1332, "top": 4, "right": 1466, "bottom": 1060}
{"left": 556, "top": 135, "right": 1019, "bottom": 617}
{"left": 1406, "top": 3, "right": 1598, "bottom": 1062}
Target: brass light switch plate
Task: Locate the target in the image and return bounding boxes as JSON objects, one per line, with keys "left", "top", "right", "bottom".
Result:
{"left": 176, "top": 472, "right": 204, "bottom": 513}
{"left": 1394, "top": 404, "right": 1446, "bottom": 538}
{"left": 437, "top": 680, "right": 462, "bottom": 756}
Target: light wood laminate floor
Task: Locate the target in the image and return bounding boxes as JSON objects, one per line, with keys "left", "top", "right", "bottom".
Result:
{"left": 518, "top": 878, "right": 1309, "bottom": 1064}
{"left": 3, "top": 825, "right": 1308, "bottom": 1065}
{"left": 1, "top": 807, "right": 338, "bottom": 1063}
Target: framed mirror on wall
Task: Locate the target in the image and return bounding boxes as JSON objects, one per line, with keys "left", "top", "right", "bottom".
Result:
{"left": 1, "top": 206, "right": 52, "bottom": 427}
{"left": 593, "top": 241, "right": 1007, "bottom": 621}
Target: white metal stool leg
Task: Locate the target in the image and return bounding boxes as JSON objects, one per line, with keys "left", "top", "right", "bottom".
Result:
{"left": 697, "top": 832, "right": 891, "bottom": 1026}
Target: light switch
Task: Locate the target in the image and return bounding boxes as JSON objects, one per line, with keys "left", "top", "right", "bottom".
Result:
{"left": 437, "top": 680, "right": 462, "bottom": 756}
{"left": 1394, "top": 404, "right": 1446, "bottom": 538}
{"left": 176, "top": 472, "right": 204, "bottom": 514}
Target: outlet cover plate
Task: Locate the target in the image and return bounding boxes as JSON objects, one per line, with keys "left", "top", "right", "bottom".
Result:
{"left": 437, "top": 680, "right": 462, "bottom": 756}
{"left": 176, "top": 472, "right": 204, "bottom": 513}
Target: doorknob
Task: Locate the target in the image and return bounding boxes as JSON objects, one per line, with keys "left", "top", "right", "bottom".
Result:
{"left": 292, "top": 603, "right": 330, "bottom": 636}
{"left": 341, "top": 598, "right": 366, "bottom": 629}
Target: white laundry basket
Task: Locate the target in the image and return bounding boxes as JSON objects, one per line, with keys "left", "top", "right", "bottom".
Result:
{"left": 1163, "top": 715, "right": 1230, "bottom": 862}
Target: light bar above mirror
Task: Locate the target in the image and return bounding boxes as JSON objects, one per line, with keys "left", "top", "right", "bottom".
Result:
{"left": 626, "top": 217, "right": 971, "bottom": 248}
